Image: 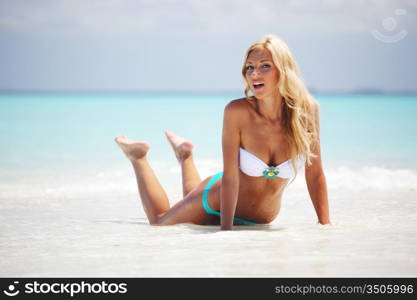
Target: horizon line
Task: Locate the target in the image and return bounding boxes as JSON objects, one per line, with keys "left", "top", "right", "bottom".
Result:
{"left": 1, "top": 89, "right": 417, "bottom": 95}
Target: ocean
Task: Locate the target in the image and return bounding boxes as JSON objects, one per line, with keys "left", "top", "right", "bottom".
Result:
{"left": 0, "top": 92, "right": 416, "bottom": 277}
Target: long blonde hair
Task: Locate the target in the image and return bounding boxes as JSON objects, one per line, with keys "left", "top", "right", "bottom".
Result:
{"left": 241, "top": 34, "right": 319, "bottom": 181}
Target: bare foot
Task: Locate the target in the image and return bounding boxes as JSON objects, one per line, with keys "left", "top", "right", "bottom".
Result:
{"left": 114, "top": 135, "right": 150, "bottom": 161}
{"left": 164, "top": 130, "right": 194, "bottom": 162}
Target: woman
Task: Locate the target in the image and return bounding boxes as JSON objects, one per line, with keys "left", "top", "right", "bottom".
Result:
{"left": 115, "top": 35, "right": 331, "bottom": 230}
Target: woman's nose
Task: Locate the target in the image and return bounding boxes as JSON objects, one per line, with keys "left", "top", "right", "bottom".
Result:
{"left": 250, "top": 68, "right": 262, "bottom": 78}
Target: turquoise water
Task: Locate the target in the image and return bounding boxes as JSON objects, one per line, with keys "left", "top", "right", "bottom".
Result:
{"left": 1, "top": 92, "right": 417, "bottom": 277}
{"left": 1, "top": 92, "right": 416, "bottom": 170}
{"left": 318, "top": 94, "right": 417, "bottom": 168}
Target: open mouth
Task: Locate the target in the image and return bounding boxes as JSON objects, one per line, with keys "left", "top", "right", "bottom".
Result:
{"left": 253, "top": 83, "right": 264, "bottom": 90}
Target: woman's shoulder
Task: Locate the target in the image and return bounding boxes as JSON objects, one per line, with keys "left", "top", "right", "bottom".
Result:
{"left": 224, "top": 97, "right": 253, "bottom": 112}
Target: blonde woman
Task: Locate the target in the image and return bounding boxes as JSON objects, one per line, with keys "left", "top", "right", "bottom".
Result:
{"left": 115, "top": 35, "right": 331, "bottom": 230}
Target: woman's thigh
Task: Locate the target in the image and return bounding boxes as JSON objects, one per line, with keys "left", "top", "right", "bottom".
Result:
{"left": 156, "top": 176, "right": 217, "bottom": 225}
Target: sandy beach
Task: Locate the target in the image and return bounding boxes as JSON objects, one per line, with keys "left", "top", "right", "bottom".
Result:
{"left": 1, "top": 163, "right": 416, "bottom": 277}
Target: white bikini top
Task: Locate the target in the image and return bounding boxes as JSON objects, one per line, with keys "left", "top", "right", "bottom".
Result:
{"left": 239, "top": 147, "right": 303, "bottom": 179}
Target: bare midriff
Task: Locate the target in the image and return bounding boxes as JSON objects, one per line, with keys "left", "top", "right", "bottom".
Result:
{"left": 207, "top": 171, "right": 289, "bottom": 224}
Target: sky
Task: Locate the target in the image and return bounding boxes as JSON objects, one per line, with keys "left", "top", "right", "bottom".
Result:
{"left": 0, "top": 0, "right": 416, "bottom": 93}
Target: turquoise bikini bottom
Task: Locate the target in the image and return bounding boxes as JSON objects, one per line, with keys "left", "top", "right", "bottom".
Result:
{"left": 201, "top": 171, "right": 260, "bottom": 225}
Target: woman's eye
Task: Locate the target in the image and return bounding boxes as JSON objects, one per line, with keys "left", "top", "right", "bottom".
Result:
{"left": 262, "top": 64, "right": 271, "bottom": 69}
{"left": 246, "top": 66, "right": 254, "bottom": 71}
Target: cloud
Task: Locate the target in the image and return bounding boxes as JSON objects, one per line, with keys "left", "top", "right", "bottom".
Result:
{"left": 0, "top": 0, "right": 416, "bottom": 92}
{"left": 0, "top": 0, "right": 415, "bottom": 38}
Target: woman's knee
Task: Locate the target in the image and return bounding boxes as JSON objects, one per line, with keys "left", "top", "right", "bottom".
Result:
{"left": 150, "top": 212, "right": 170, "bottom": 225}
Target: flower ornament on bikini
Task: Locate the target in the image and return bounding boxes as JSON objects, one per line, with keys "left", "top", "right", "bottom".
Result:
{"left": 262, "top": 166, "right": 279, "bottom": 179}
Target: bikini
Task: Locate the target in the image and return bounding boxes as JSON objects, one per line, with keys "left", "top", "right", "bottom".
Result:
{"left": 201, "top": 147, "right": 301, "bottom": 225}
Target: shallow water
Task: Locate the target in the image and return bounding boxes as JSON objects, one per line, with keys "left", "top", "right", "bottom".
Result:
{"left": 1, "top": 164, "right": 416, "bottom": 277}
{"left": 1, "top": 92, "right": 417, "bottom": 277}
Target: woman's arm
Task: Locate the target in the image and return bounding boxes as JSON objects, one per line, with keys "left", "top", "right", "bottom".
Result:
{"left": 220, "top": 101, "right": 242, "bottom": 230}
{"left": 305, "top": 103, "right": 331, "bottom": 225}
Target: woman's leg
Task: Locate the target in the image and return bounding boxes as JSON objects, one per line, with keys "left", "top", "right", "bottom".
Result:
{"left": 156, "top": 175, "right": 216, "bottom": 225}
{"left": 115, "top": 135, "right": 170, "bottom": 224}
{"left": 115, "top": 134, "right": 214, "bottom": 226}
{"left": 165, "top": 131, "right": 202, "bottom": 197}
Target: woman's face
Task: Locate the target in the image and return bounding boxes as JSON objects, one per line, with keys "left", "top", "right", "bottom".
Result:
{"left": 244, "top": 48, "right": 280, "bottom": 99}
